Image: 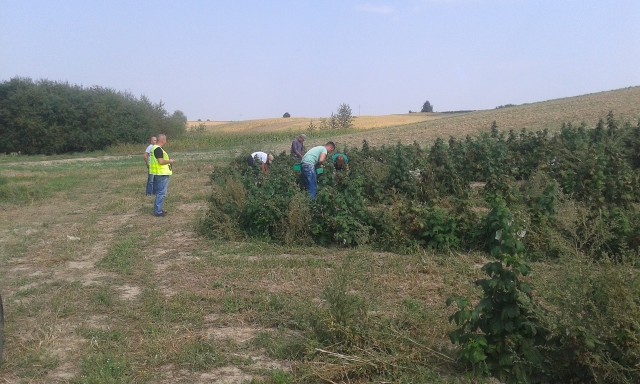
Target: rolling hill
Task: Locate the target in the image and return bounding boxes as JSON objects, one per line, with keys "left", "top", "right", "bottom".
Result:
{"left": 187, "top": 86, "right": 640, "bottom": 150}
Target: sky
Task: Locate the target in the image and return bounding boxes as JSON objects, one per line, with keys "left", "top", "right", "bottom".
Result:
{"left": 1, "top": 0, "right": 639, "bottom": 121}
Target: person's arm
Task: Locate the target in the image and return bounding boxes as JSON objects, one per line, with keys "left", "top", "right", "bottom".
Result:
{"left": 144, "top": 152, "right": 150, "bottom": 167}
{"left": 157, "top": 158, "right": 175, "bottom": 165}
{"left": 154, "top": 147, "right": 175, "bottom": 165}
{"left": 318, "top": 152, "right": 327, "bottom": 164}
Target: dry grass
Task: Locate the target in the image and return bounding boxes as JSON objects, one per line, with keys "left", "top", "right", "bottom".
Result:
{"left": 187, "top": 113, "right": 441, "bottom": 134}
{"left": 1, "top": 86, "right": 638, "bottom": 383}
{"left": 0, "top": 154, "right": 479, "bottom": 383}
{"left": 186, "top": 86, "right": 640, "bottom": 152}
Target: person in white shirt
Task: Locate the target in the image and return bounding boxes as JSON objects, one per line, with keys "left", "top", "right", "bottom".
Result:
{"left": 247, "top": 151, "right": 274, "bottom": 175}
{"left": 144, "top": 136, "right": 157, "bottom": 196}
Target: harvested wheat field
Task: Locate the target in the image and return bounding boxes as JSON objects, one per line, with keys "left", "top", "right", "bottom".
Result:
{"left": 186, "top": 87, "right": 640, "bottom": 151}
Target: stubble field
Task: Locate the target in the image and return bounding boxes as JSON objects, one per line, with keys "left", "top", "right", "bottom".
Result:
{"left": 1, "top": 86, "right": 640, "bottom": 383}
{"left": 188, "top": 86, "right": 640, "bottom": 151}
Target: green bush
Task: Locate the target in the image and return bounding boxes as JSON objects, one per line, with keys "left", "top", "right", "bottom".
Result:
{"left": 0, "top": 77, "right": 186, "bottom": 154}
{"left": 405, "top": 204, "right": 460, "bottom": 251}
{"left": 200, "top": 115, "right": 640, "bottom": 261}
{"left": 448, "top": 198, "right": 547, "bottom": 383}
{"left": 540, "top": 257, "right": 640, "bottom": 383}
{"left": 197, "top": 113, "right": 640, "bottom": 382}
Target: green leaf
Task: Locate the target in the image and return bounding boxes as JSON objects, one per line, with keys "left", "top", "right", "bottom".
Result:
{"left": 504, "top": 321, "right": 515, "bottom": 333}
{"left": 470, "top": 348, "right": 487, "bottom": 363}
{"left": 502, "top": 304, "right": 520, "bottom": 319}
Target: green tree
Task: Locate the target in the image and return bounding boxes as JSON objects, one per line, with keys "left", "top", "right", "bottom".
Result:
{"left": 421, "top": 100, "right": 433, "bottom": 113}
{"left": 0, "top": 77, "right": 186, "bottom": 154}
{"left": 336, "top": 103, "right": 353, "bottom": 129}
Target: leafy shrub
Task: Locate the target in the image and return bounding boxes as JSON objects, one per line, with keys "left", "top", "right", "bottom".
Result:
{"left": 0, "top": 77, "right": 186, "bottom": 154}
{"left": 540, "top": 257, "right": 640, "bottom": 383}
{"left": 275, "top": 191, "right": 314, "bottom": 245}
{"left": 198, "top": 176, "right": 245, "bottom": 240}
{"left": 447, "top": 262, "right": 546, "bottom": 382}
{"left": 196, "top": 113, "right": 640, "bottom": 382}
{"left": 448, "top": 198, "right": 547, "bottom": 383}
{"left": 199, "top": 113, "right": 640, "bottom": 261}
{"left": 405, "top": 204, "right": 460, "bottom": 251}
{"left": 310, "top": 269, "right": 370, "bottom": 348}
{"left": 368, "top": 198, "right": 421, "bottom": 254}
{"left": 311, "top": 174, "right": 372, "bottom": 246}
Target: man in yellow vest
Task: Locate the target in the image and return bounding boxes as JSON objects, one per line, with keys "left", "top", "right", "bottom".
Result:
{"left": 149, "top": 134, "right": 175, "bottom": 217}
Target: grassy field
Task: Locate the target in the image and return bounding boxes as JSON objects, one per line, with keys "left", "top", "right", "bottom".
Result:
{"left": 1, "top": 153, "right": 487, "bottom": 383}
{"left": 0, "top": 86, "right": 639, "bottom": 383}
{"left": 187, "top": 86, "right": 640, "bottom": 152}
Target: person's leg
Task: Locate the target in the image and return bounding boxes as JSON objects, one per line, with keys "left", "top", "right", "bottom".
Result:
{"left": 301, "top": 164, "right": 317, "bottom": 200}
{"left": 309, "top": 170, "right": 318, "bottom": 200}
{"left": 153, "top": 176, "right": 169, "bottom": 215}
{"left": 146, "top": 173, "right": 155, "bottom": 196}
{"left": 301, "top": 165, "right": 312, "bottom": 191}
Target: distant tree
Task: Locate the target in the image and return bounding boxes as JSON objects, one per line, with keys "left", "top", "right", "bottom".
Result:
{"left": 421, "top": 100, "right": 433, "bottom": 113}
{"left": 166, "top": 110, "right": 188, "bottom": 137}
{"left": 336, "top": 103, "right": 353, "bottom": 129}
{"left": 283, "top": 112, "right": 291, "bottom": 118}
{"left": 329, "top": 113, "right": 338, "bottom": 129}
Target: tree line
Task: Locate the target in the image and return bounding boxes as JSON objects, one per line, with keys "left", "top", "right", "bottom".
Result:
{"left": 0, "top": 77, "right": 186, "bottom": 155}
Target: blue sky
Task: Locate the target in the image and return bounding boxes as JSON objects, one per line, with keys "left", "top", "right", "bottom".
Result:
{"left": 1, "top": 0, "right": 639, "bottom": 121}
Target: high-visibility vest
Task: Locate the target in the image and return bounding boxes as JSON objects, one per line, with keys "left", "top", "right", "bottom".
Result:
{"left": 148, "top": 145, "right": 172, "bottom": 176}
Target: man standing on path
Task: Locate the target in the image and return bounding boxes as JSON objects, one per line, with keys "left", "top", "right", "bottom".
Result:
{"left": 149, "top": 134, "right": 175, "bottom": 217}
{"left": 144, "top": 136, "right": 157, "bottom": 196}
{"left": 301, "top": 141, "right": 335, "bottom": 200}
{"left": 290, "top": 134, "right": 306, "bottom": 161}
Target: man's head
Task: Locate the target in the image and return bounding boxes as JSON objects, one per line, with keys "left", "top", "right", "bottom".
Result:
{"left": 325, "top": 141, "right": 335, "bottom": 152}
{"left": 298, "top": 134, "right": 306, "bottom": 143}
{"left": 267, "top": 154, "right": 274, "bottom": 164}
{"left": 150, "top": 136, "right": 157, "bottom": 145}
{"left": 157, "top": 134, "right": 167, "bottom": 147}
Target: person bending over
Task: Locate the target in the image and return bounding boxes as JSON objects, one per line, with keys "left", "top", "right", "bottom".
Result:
{"left": 300, "top": 141, "right": 335, "bottom": 200}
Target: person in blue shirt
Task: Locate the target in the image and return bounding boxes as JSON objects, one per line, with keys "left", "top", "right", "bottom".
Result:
{"left": 300, "top": 141, "right": 335, "bottom": 200}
